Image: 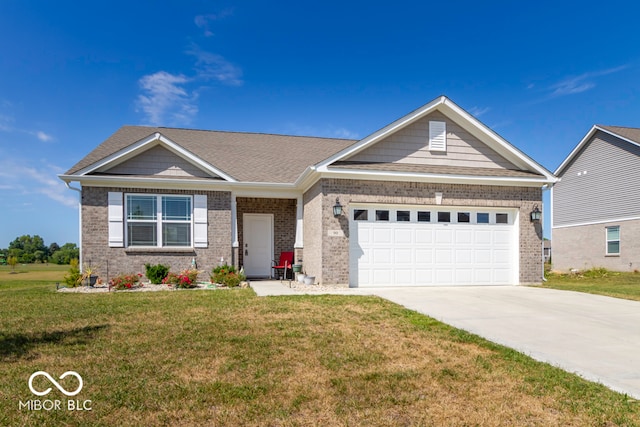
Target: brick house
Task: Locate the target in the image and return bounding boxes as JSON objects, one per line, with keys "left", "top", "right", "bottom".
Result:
{"left": 60, "top": 96, "right": 556, "bottom": 287}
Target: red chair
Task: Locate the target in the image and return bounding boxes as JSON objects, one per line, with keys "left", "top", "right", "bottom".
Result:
{"left": 272, "top": 251, "right": 294, "bottom": 281}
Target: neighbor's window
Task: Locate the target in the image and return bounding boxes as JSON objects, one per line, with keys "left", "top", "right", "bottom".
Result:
{"left": 353, "top": 209, "right": 368, "bottom": 221}
{"left": 397, "top": 211, "right": 410, "bottom": 222}
{"left": 126, "top": 195, "right": 192, "bottom": 247}
{"left": 606, "top": 226, "right": 620, "bottom": 255}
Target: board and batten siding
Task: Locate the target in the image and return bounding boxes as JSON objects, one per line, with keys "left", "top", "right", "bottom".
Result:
{"left": 553, "top": 130, "right": 640, "bottom": 227}
{"left": 346, "top": 111, "right": 516, "bottom": 170}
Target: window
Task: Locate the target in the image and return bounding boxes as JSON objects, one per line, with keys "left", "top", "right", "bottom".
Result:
{"left": 496, "top": 213, "right": 509, "bottom": 224}
{"left": 397, "top": 211, "right": 410, "bottom": 222}
{"left": 457, "top": 212, "right": 470, "bottom": 223}
{"left": 417, "top": 211, "right": 431, "bottom": 222}
{"left": 376, "top": 210, "right": 389, "bottom": 221}
{"left": 353, "top": 209, "right": 368, "bottom": 221}
{"left": 126, "top": 195, "right": 192, "bottom": 247}
{"left": 477, "top": 213, "right": 489, "bottom": 224}
{"left": 437, "top": 212, "right": 451, "bottom": 223}
{"left": 606, "top": 226, "right": 620, "bottom": 255}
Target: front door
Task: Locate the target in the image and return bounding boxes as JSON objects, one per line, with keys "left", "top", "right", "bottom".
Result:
{"left": 243, "top": 214, "right": 273, "bottom": 278}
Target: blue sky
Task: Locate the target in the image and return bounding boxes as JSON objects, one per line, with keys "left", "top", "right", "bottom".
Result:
{"left": 1, "top": 0, "right": 639, "bottom": 246}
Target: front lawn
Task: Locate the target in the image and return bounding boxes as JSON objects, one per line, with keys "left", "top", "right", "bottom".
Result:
{"left": 541, "top": 269, "right": 640, "bottom": 301}
{"left": 1, "top": 274, "right": 639, "bottom": 425}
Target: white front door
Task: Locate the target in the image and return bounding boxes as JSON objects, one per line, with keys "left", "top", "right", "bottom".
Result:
{"left": 243, "top": 214, "right": 273, "bottom": 278}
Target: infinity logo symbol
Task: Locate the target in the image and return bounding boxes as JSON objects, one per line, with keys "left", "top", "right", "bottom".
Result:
{"left": 28, "top": 371, "right": 83, "bottom": 397}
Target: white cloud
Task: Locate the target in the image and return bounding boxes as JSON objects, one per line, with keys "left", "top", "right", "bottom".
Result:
{"left": 194, "top": 10, "right": 233, "bottom": 37}
{"left": 549, "top": 65, "right": 627, "bottom": 98}
{"left": 34, "top": 131, "right": 54, "bottom": 142}
{"left": 136, "top": 71, "right": 198, "bottom": 126}
{"left": 0, "top": 158, "right": 77, "bottom": 208}
{"left": 468, "top": 106, "right": 490, "bottom": 118}
{"left": 187, "top": 45, "right": 243, "bottom": 86}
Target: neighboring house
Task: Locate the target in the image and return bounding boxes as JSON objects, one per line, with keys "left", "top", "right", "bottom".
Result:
{"left": 552, "top": 125, "right": 640, "bottom": 272}
{"left": 59, "top": 96, "right": 556, "bottom": 287}
{"left": 543, "top": 240, "right": 551, "bottom": 263}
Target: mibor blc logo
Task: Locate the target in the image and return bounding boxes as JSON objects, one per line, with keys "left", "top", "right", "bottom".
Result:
{"left": 20, "top": 371, "right": 92, "bottom": 411}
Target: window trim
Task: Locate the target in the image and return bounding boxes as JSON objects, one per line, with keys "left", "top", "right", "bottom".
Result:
{"left": 125, "top": 194, "right": 194, "bottom": 248}
{"left": 605, "top": 225, "right": 620, "bottom": 256}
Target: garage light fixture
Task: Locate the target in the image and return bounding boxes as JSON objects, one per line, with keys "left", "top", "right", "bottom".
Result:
{"left": 530, "top": 205, "right": 541, "bottom": 222}
{"left": 333, "top": 198, "right": 343, "bottom": 217}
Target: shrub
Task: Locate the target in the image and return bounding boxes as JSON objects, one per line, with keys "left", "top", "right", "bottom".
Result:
{"left": 145, "top": 263, "right": 170, "bottom": 284}
{"left": 110, "top": 273, "right": 143, "bottom": 290}
{"left": 63, "top": 258, "right": 82, "bottom": 287}
{"left": 163, "top": 269, "right": 199, "bottom": 289}
{"left": 211, "top": 264, "right": 246, "bottom": 287}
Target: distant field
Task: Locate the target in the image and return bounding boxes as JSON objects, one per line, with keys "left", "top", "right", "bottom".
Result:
{"left": 0, "top": 264, "right": 67, "bottom": 283}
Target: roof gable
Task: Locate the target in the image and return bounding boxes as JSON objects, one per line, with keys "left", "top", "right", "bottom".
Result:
{"left": 555, "top": 125, "right": 640, "bottom": 176}
{"left": 318, "top": 96, "right": 556, "bottom": 182}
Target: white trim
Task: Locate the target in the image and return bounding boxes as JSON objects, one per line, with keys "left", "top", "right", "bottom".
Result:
{"left": 74, "top": 133, "right": 237, "bottom": 182}
{"left": 552, "top": 215, "right": 640, "bottom": 229}
{"left": 294, "top": 195, "right": 304, "bottom": 248}
{"left": 231, "top": 192, "right": 239, "bottom": 248}
{"left": 555, "top": 125, "right": 640, "bottom": 176}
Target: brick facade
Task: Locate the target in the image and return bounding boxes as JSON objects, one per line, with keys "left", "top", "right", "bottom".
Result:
{"left": 302, "top": 178, "right": 543, "bottom": 286}
{"left": 81, "top": 186, "right": 232, "bottom": 281}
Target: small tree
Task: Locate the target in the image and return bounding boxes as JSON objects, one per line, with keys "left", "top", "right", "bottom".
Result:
{"left": 7, "top": 256, "right": 18, "bottom": 273}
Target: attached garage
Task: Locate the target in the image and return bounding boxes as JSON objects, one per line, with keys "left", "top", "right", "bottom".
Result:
{"left": 349, "top": 205, "right": 519, "bottom": 287}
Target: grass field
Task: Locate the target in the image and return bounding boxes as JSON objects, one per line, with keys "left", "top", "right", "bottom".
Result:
{"left": 1, "top": 267, "right": 639, "bottom": 426}
{"left": 541, "top": 269, "right": 640, "bottom": 301}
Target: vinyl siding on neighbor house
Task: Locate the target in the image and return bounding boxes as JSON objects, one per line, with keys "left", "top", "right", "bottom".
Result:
{"left": 553, "top": 130, "right": 640, "bottom": 227}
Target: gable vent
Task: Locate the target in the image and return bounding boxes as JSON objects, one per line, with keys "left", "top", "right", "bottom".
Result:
{"left": 429, "top": 121, "right": 447, "bottom": 152}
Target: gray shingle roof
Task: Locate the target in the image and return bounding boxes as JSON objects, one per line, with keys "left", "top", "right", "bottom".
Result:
{"left": 599, "top": 125, "right": 640, "bottom": 145}
{"left": 66, "top": 126, "right": 357, "bottom": 184}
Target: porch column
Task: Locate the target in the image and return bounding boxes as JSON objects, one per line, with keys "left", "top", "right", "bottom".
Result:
{"left": 294, "top": 195, "right": 303, "bottom": 265}
{"left": 231, "top": 192, "right": 239, "bottom": 268}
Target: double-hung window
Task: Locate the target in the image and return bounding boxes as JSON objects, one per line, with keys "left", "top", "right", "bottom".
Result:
{"left": 126, "top": 195, "right": 192, "bottom": 247}
{"left": 606, "top": 226, "right": 620, "bottom": 255}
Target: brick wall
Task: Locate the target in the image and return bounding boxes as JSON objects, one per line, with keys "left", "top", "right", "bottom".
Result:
{"left": 81, "top": 186, "right": 232, "bottom": 282}
{"left": 302, "top": 181, "right": 323, "bottom": 283}
{"left": 235, "top": 197, "right": 297, "bottom": 270}
{"left": 302, "top": 179, "right": 543, "bottom": 286}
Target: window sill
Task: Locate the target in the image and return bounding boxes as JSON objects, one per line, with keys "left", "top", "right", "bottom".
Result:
{"left": 605, "top": 254, "right": 620, "bottom": 257}
{"left": 125, "top": 247, "right": 196, "bottom": 254}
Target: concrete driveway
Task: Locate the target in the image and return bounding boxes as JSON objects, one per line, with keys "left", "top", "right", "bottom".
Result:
{"left": 252, "top": 282, "right": 640, "bottom": 398}
{"left": 369, "top": 286, "right": 640, "bottom": 399}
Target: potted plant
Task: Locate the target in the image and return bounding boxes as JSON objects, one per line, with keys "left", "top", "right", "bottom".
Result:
{"left": 81, "top": 263, "right": 99, "bottom": 287}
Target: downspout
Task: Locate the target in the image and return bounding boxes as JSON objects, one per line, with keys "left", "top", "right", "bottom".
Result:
{"left": 65, "top": 181, "right": 83, "bottom": 268}
{"left": 541, "top": 182, "right": 554, "bottom": 282}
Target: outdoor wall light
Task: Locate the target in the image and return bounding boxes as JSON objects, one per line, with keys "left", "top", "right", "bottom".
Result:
{"left": 333, "top": 198, "right": 343, "bottom": 217}
{"left": 530, "top": 205, "right": 542, "bottom": 222}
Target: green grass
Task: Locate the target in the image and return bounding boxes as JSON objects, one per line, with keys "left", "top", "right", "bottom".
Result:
{"left": 1, "top": 268, "right": 639, "bottom": 426}
{"left": 541, "top": 268, "right": 640, "bottom": 301}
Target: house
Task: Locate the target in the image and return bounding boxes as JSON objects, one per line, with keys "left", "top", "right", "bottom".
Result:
{"left": 59, "top": 96, "right": 556, "bottom": 287}
{"left": 544, "top": 240, "right": 551, "bottom": 263}
{"left": 552, "top": 125, "right": 640, "bottom": 272}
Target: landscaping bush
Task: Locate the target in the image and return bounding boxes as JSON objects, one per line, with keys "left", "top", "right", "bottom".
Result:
{"left": 163, "top": 269, "right": 199, "bottom": 288}
{"left": 63, "top": 258, "right": 82, "bottom": 287}
{"left": 110, "top": 273, "right": 143, "bottom": 290}
{"left": 144, "top": 263, "right": 170, "bottom": 284}
{"left": 211, "top": 264, "right": 246, "bottom": 287}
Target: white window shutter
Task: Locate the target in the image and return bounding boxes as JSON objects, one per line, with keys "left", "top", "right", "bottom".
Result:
{"left": 108, "top": 192, "right": 124, "bottom": 247}
{"left": 193, "top": 194, "right": 208, "bottom": 248}
{"left": 429, "top": 121, "right": 447, "bottom": 152}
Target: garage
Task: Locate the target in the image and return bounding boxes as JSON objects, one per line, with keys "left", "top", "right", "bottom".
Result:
{"left": 349, "top": 205, "right": 519, "bottom": 287}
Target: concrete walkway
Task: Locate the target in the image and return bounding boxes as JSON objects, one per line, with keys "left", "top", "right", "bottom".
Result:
{"left": 251, "top": 282, "right": 640, "bottom": 399}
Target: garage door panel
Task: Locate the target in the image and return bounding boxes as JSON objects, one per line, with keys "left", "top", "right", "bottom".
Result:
{"left": 350, "top": 207, "right": 517, "bottom": 287}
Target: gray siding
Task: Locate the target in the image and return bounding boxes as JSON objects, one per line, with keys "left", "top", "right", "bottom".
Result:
{"left": 347, "top": 111, "right": 516, "bottom": 170}
{"left": 553, "top": 130, "right": 640, "bottom": 227}
{"left": 106, "top": 145, "right": 216, "bottom": 178}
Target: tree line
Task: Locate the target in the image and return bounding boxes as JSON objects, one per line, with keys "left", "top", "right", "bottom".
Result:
{"left": 1, "top": 235, "right": 79, "bottom": 265}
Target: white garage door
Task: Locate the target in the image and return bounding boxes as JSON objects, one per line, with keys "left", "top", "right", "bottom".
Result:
{"left": 349, "top": 206, "right": 519, "bottom": 287}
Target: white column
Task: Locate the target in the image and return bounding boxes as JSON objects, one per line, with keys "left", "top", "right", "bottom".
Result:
{"left": 231, "top": 192, "right": 239, "bottom": 248}
{"left": 294, "top": 195, "right": 303, "bottom": 248}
